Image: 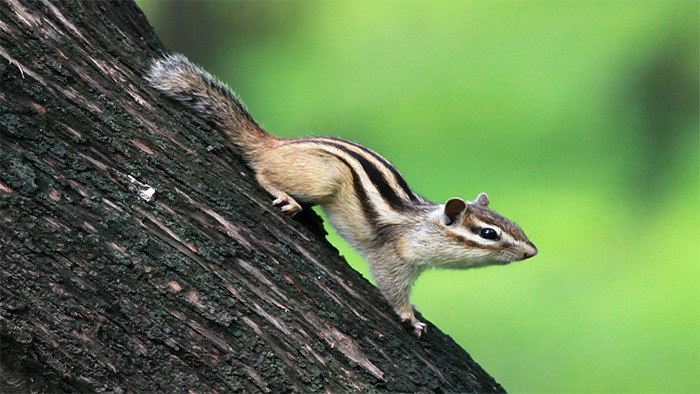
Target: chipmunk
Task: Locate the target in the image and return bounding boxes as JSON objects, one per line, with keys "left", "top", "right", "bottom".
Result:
{"left": 146, "top": 54, "right": 537, "bottom": 337}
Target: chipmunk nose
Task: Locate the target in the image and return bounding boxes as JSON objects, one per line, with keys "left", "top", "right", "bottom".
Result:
{"left": 523, "top": 245, "right": 538, "bottom": 259}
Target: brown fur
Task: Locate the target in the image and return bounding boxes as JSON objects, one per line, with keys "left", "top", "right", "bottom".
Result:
{"left": 146, "top": 55, "right": 537, "bottom": 337}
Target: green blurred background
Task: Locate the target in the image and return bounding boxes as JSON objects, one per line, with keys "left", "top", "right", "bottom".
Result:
{"left": 137, "top": 1, "right": 699, "bottom": 392}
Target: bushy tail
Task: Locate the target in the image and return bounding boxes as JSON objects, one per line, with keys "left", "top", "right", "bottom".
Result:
{"left": 145, "top": 54, "right": 275, "bottom": 155}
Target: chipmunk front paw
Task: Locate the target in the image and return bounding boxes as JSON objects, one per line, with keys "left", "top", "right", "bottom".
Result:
{"left": 401, "top": 314, "right": 427, "bottom": 338}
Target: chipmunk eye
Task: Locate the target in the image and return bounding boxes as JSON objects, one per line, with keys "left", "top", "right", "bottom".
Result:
{"left": 479, "top": 228, "right": 499, "bottom": 240}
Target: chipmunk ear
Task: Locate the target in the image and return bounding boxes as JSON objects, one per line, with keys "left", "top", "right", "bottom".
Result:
{"left": 443, "top": 197, "right": 468, "bottom": 226}
{"left": 474, "top": 192, "right": 490, "bottom": 207}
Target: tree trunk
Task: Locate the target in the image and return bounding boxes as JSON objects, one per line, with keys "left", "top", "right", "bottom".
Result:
{"left": 0, "top": 0, "right": 504, "bottom": 392}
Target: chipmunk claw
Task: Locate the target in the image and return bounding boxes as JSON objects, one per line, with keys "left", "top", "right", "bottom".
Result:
{"left": 402, "top": 317, "right": 427, "bottom": 338}
{"left": 413, "top": 321, "right": 427, "bottom": 337}
{"left": 272, "top": 196, "right": 302, "bottom": 216}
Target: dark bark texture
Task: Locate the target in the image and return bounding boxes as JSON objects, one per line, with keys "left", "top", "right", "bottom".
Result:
{"left": 0, "top": 0, "right": 505, "bottom": 392}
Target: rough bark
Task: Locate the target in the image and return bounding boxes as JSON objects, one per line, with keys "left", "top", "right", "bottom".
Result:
{"left": 0, "top": 0, "right": 505, "bottom": 392}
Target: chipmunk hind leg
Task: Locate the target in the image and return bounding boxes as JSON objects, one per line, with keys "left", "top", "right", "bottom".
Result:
{"left": 255, "top": 173, "right": 303, "bottom": 215}
{"left": 252, "top": 143, "right": 343, "bottom": 215}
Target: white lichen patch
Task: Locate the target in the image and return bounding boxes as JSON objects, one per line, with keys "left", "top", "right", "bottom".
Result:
{"left": 128, "top": 175, "right": 156, "bottom": 202}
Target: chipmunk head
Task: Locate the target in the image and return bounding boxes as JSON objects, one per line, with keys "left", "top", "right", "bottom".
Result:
{"left": 430, "top": 193, "right": 537, "bottom": 268}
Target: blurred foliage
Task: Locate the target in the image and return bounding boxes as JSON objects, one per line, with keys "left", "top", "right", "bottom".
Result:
{"left": 137, "top": 1, "right": 699, "bottom": 392}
